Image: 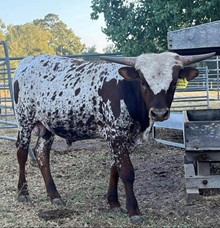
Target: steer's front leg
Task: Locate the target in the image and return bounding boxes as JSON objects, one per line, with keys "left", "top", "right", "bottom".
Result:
{"left": 107, "top": 163, "right": 121, "bottom": 210}
{"left": 118, "top": 153, "right": 143, "bottom": 223}
{"left": 110, "top": 138, "right": 143, "bottom": 224}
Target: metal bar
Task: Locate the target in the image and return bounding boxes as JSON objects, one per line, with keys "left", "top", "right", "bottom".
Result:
{"left": 0, "top": 126, "right": 17, "bottom": 129}
{"left": 0, "top": 114, "right": 15, "bottom": 117}
{"left": 0, "top": 135, "right": 16, "bottom": 141}
{"left": 217, "top": 56, "right": 220, "bottom": 99}
{"left": 174, "top": 97, "right": 209, "bottom": 100}
{"left": 205, "top": 67, "right": 210, "bottom": 108}
{"left": 154, "top": 138, "right": 185, "bottom": 149}
{"left": 173, "top": 105, "right": 209, "bottom": 108}
{"left": 0, "top": 105, "right": 13, "bottom": 109}
{"left": 0, "top": 52, "right": 122, "bottom": 62}
{"left": 0, "top": 120, "right": 17, "bottom": 126}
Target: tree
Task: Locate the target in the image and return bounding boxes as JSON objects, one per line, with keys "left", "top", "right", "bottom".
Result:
{"left": 0, "top": 19, "right": 6, "bottom": 56}
{"left": 34, "top": 14, "right": 84, "bottom": 55}
{"left": 6, "top": 23, "right": 55, "bottom": 57}
{"left": 0, "top": 30, "right": 5, "bottom": 56}
{"left": 91, "top": 0, "right": 220, "bottom": 55}
{"left": 102, "top": 43, "right": 117, "bottom": 53}
{"left": 0, "top": 31, "right": 5, "bottom": 41}
{"left": 0, "top": 14, "right": 84, "bottom": 59}
{"left": 0, "top": 19, "right": 6, "bottom": 39}
{"left": 82, "top": 45, "right": 97, "bottom": 54}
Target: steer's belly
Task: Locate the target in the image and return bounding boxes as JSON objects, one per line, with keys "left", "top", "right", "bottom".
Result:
{"left": 41, "top": 114, "right": 104, "bottom": 141}
{"left": 52, "top": 125, "right": 100, "bottom": 141}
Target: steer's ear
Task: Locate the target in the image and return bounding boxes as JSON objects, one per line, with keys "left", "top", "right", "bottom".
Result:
{"left": 118, "top": 67, "right": 139, "bottom": 81}
{"left": 179, "top": 67, "right": 199, "bottom": 81}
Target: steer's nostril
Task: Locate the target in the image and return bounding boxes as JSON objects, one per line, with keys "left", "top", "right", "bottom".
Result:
{"left": 150, "top": 110, "right": 157, "bottom": 118}
{"left": 162, "top": 110, "right": 169, "bottom": 118}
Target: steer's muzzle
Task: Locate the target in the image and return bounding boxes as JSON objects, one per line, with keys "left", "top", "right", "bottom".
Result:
{"left": 149, "top": 108, "right": 170, "bottom": 121}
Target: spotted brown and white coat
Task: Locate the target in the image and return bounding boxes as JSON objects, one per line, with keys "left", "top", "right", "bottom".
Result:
{"left": 13, "top": 52, "right": 215, "bottom": 223}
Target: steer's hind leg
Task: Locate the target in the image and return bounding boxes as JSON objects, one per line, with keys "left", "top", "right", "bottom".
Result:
{"left": 33, "top": 129, "right": 64, "bottom": 205}
{"left": 16, "top": 130, "right": 31, "bottom": 202}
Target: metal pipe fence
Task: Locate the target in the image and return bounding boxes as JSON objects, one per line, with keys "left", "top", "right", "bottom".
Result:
{"left": 172, "top": 67, "right": 210, "bottom": 110}
{"left": 0, "top": 41, "right": 17, "bottom": 140}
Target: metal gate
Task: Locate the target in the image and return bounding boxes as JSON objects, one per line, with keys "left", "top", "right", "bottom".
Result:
{"left": 172, "top": 67, "right": 210, "bottom": 110}
{"left": 0, "top": 41, "right": 17, "bottom": 141}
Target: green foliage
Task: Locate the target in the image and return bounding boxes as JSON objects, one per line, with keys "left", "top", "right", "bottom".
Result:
{"left": 0, "top": 31, "right": 5, "bottom": 41}
{"left": 0, "top": 19, "right": 6, "bottom": 56}
{"left": 33, "top": 14, "right": 84, "bottom": 55}
{"left": 6, "top": 23, "right": 55, "bottom": 56}
{"left": 102, "top": 43, "right": 117, "bottom": 53}
{"left": 91, "top": 0, "right": 220, "bottom": 55}
{"left": 0, "top": 14, "right": 84, "bottom": 58}
{"left": 82, "top": 45, "right": 97, "bottom": 54}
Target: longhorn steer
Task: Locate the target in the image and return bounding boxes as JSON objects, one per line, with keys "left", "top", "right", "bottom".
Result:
{"left": 13, "top": 52, "right": 215, "bottom": 223}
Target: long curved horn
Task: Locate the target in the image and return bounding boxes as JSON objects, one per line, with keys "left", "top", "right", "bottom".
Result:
{"left": 179, "top": 52, "right": 216, "bottom": 65}
{"left": 100, "top": 56, "right": 137, "bottom": 66}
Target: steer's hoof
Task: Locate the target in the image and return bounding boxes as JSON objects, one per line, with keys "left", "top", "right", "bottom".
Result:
{"left": 18, "top": 195, "right": 31, "bottom": 203}
{"left": 130, "top": 215, "right": 144, "bottom": 224}
{"left": 52, "top": 198, "right": 66, "bottom": 206}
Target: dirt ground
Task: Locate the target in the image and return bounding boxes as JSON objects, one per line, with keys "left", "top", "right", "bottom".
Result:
{"left": 1, "top": 129, "right": 220, "bottom": 227}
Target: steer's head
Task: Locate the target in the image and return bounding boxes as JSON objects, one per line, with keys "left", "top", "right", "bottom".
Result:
{"left": 101, "top": 52, "right": 215, "bottom": 122}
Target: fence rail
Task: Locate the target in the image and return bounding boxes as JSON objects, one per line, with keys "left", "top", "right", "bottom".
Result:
{"left": 172, "top": 67, "right": 210, "bottom": 110}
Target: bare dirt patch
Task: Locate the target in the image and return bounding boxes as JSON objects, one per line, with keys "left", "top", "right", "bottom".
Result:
{"left": 1, "top": 133, "right": 220, "bottom": 227}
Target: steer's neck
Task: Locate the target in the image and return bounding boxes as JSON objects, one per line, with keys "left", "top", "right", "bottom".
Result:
{"left": 120, "top": 79, "right": 149, "bottom": 132}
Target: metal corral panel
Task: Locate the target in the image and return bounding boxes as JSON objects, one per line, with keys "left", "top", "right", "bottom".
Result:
{"left": 184, "top": 109, "right": 220, "bottom": 151}
{"left": 0, "top": 41, "right": 17, "bottom": 141}
{"left": 168, "top": 20, "right": 220, "bottom": 54}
